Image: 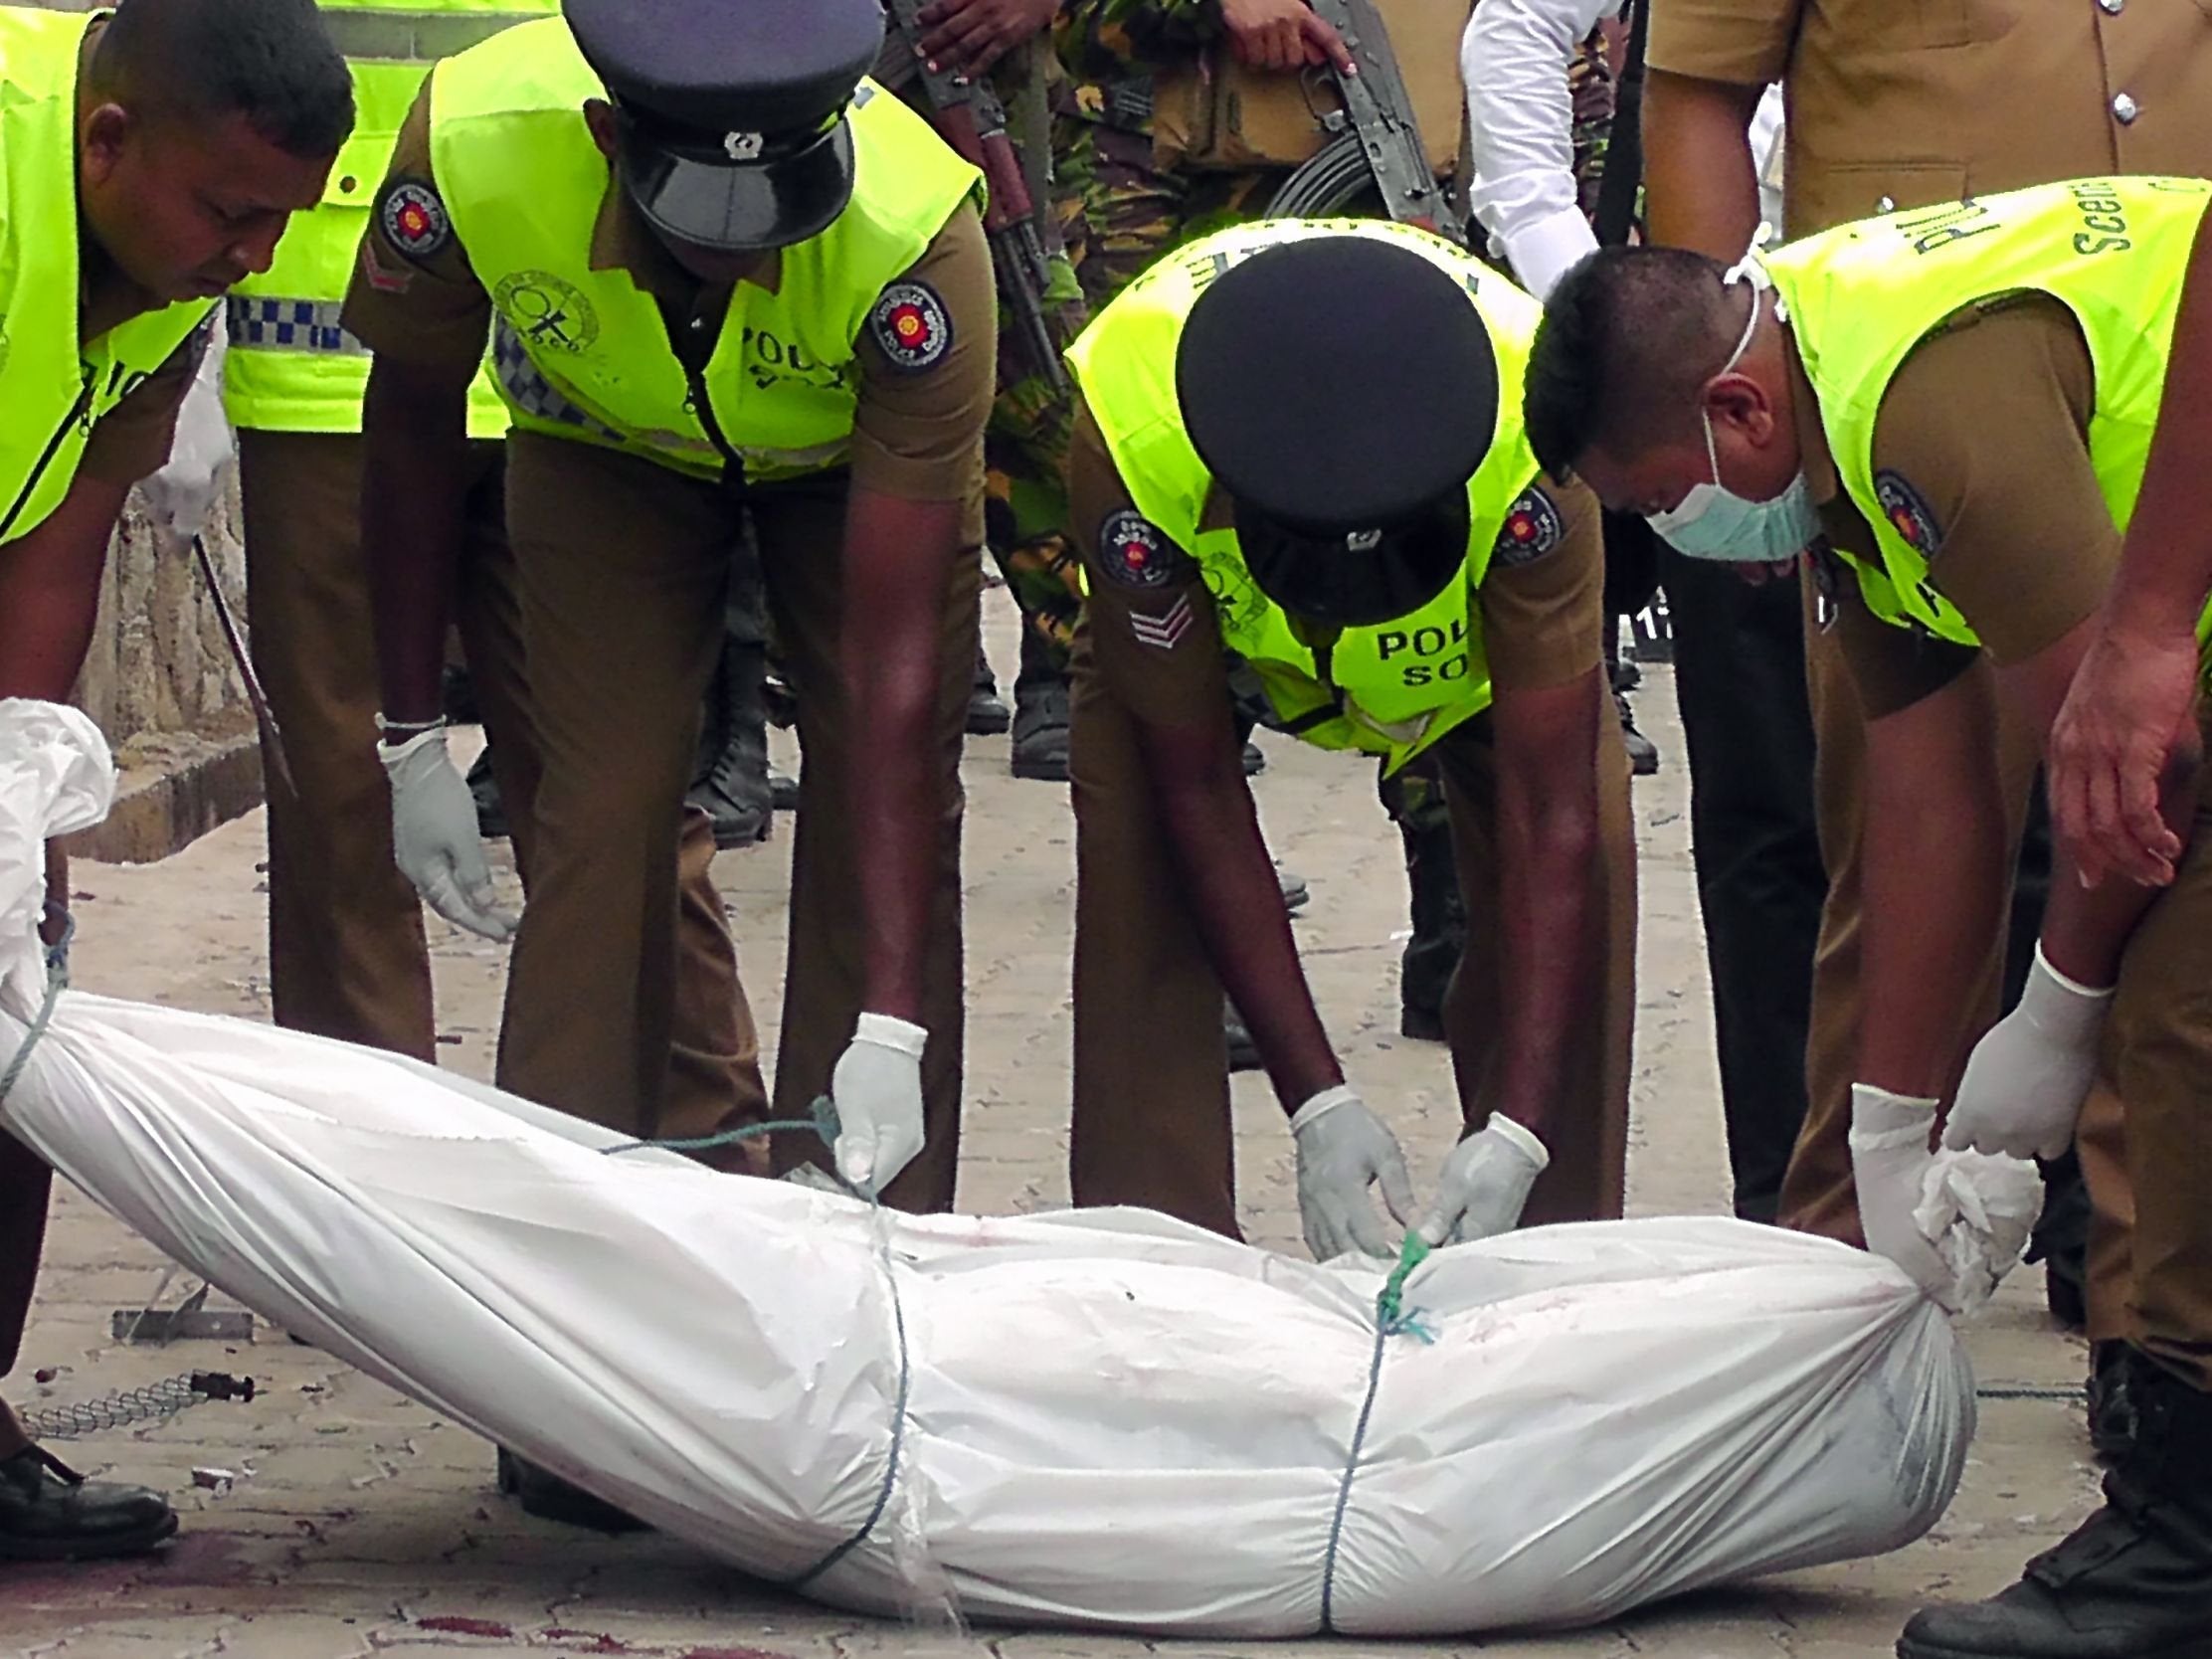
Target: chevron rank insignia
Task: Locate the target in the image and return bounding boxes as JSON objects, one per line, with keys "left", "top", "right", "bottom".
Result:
{"left": 1128, "top": 594, "right": 1197, "bottom": 651}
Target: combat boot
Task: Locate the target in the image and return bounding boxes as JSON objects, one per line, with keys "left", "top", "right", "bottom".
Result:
{"left": 969, "top": 641, "right": 1012, "bottom": 736}
{"left": 1011, "top": 679, "right": 1070, "bottom": 782}
{"left": 1898, "top": 1355, "right": 2212, "bottom": 1659}
{"left": 686, "top": 633, "right": 773, "bottom": 849}
{"left": 0, "top": 1443, "right": 177, "bottom": 1561}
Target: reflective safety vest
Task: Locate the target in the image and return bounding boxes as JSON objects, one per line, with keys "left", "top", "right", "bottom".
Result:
{"left": 0, "top": 10, "right": 213, "bottom": 544}
{"left": 1766, "top": 176, "right": 2212, "bottom": 669}
{"left": 223, "top": 0, "right": 558, "bottom": 438}
{"left": 1065, "top": 218, "right": 1546, "bottom": 774}
{"left": 427, "top": 20, "right": 981, "bottom": 483}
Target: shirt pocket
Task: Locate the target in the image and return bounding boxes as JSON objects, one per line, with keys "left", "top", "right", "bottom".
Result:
{"left": 1788, "top": 160, "right": 1969, "bottom": 238}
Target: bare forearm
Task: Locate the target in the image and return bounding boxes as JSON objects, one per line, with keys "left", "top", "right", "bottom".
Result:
{"left": 1487, "top": 681, "right": 1605, "bottom": 1140}
{"left": 1642, "top": 70, "right": 1763, "bottom": 259}
{"left": 361, "top": 365, "right": 472, "bottom": 726}
{"left": 1859, "top": 709, "right": 2010, "bottom": 1096}
{"left": 841, "top": 497, "right": 967, "bottom": 1023}
{"left": 1152, "top": 761, "right": 1341, "bottom": 1112}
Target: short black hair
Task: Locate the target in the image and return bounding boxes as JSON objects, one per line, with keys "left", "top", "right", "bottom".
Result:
{"left": 1524, "top": 246, "right": 1741, "bottom": 480}
{"left": 92, "top": 0, "right": 355, "bottom": 160}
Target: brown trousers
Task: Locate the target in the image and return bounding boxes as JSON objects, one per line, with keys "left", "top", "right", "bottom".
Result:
{"left": 1069, "top": 634, "right": 1637, "bottom": 1236}
{"left": 1779, "top": 606, "right": 2133, "bottom": 1341}
{"left": 2108, "top": 708, "right": 2212, "bottom": 1387}
{"left": 498, "top": 435, "right": 974, "bottom": 1207}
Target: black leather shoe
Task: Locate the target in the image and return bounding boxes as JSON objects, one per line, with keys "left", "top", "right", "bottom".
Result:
{"left": 1241, "top": 740, "right": 1266, "bottom": 776}
{"left": 968, "top": 644, "right": 1012, "bottom": 736}
{"left": 1011, "top": 681, "right": 1070, "bottom": 781}
{"left": 1276, "top": 863, "right": 1310, "bottom": 914}
{"left": 496, "top": 1448, "right": 647, "bottom": 1535}
{"left": 0, "top": 1443, "right": 177, "bottom": 1562}
{"left": 769, "top": 767, "right": 799, "bottom": 812}
{"left": 1899, "top": 1358, "right": 2212, "bottom": 1659}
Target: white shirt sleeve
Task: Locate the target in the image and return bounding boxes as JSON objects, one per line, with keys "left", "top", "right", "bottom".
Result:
{"left": 1461, "top": 0, "right": 1622, "bottom": 301}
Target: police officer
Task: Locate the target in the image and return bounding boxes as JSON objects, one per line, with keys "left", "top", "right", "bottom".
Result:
{"left": 1524, "top": 176, "right": 2212, "bottom": 1659}
{"left": 219, "top": 1, "right": 561, "bottom": 1061}
{"left": 344, "top": 0, "right": 991, "bottom": 1213}
{"left": 1064, "top": 221, "right": 1636, "bottom": 1254}
{"left": 0, "top": 0, "right": 351, "bottom": 1561}
{"left": 1642, "top": 0, "right": 2212, "bottom": 1437}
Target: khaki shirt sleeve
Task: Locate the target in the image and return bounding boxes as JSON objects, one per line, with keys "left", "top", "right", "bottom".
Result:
{"left": 78, "top": 332, "right": 199, "bottom": 485}
{"left": 1479, "top": 476, "right": 1606, "bottom": 693}
{"left": 847, "top": 201, "right": 999, "bottom": 501}
{"left": 1869, "top": 295, "right": 2116, "bottom": 669}
{"left": 338, "top": 83, "right": 494, "bottom": 378}
{"left": 1646, "top": 0, "right": 1801, "bottom": 86}
{"left": 1066, "top": 402, "right": 1233, "bottom": 726}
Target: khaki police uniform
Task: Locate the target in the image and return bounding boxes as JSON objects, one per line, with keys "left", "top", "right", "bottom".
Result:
{"left": 1067, "top": 406, "right": 1637, "bottom": 1235}
{"left": 226, "top": 1, "right": 556, "bottom": 1064}
{"left": 1649, "top": 0, "right": 2212, "bottom": 1346}
{"left": 1784, "top": 249, "right": 2212, "bottom": 1389}
{"left": 0, "top": 12, "right": 212, "bottom": 1462}
{"left": 341, "top": 80, "right": 996, "bottom": 1205}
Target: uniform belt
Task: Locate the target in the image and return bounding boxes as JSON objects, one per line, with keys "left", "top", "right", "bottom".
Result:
{"left": 227, "top": 297, "right": 366, "bottom": 357}
{"left": 318, "top": 8, "right": 542, "bottom": 64}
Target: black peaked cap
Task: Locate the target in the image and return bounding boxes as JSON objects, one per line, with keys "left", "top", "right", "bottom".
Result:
{"left": 565, "top": 0, "right": 882, "bottom": 137}
{"left": 1176, "top": 237, "right": 1499, "bottom": 533}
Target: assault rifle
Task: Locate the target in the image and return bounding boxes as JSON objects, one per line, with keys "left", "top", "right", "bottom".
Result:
{"left": 877, "top": 7, "right": 1069, "bottom": 395}
{"left": 1286, "top": 0, "right": 1465, "bottom": 244}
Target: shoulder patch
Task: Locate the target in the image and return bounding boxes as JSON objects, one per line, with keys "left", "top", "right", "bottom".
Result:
{"left": 868, "top": 280, "right": 954, "bottom": 371}
{"left": 379, "top": 179, "right": 452, "bottom": 262}
{"left": 1096, "top": 507, "right": 1189, "bottom": 591}
{"left": 1873, "top": 469, "right": 1943, "bottom": 554}
{"left": 1492, "top": 487, "right": 1564, "bottom": 568}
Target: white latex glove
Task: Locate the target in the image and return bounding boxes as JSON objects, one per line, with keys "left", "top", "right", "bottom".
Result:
{"left": 1416, "top": 1114, "right": 1549, "bottom": 1246}
{"left": 378, "top": 727, "right": 517, "bottom": 942}
{"left": 1289, "top": 1085, "right": 1416, "bottom": 1261}
{"left": 1849, "top": 1084, "right": 1954, "bottom": 1305}
{"left": 1942, "top": 944, "right": 2115, "bottom": 1162}
{"left": 830, "top": 1014, "right": 928, "bottom": 1195}
{"left": 138, "top": 325, "right": 232, "bottom": 549}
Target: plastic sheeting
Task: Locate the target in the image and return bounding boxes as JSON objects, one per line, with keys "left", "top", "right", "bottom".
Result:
{"left": 0, "top": 701, "right": 1974, "bottom": 1637}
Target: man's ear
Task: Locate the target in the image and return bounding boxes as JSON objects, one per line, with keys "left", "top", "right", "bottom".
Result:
{"left": 582, "top": 97, "right": 621, "bottom": 162}
{"left": 1707, "top": 372, "right": 1778, "bottom": 447}
{"left": 80, "top": 101, "right": 132, "bottom": 187}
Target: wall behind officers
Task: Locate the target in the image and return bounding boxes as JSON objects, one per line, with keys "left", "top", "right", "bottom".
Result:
{"left": 1062, "top": 222, "right": 1636, "bottom": 1254}
{"left": 0, "top": 0, "right": 351, "bottom": 1564}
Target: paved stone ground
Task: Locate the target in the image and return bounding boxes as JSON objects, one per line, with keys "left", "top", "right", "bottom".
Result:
{"left": 7, "top": 593, "right": 2098, "bottom": 1657}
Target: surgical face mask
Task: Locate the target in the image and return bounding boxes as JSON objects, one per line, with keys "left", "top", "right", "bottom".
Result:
{"left": 1646, "top": 263, "right": 1821, "bottom": 564}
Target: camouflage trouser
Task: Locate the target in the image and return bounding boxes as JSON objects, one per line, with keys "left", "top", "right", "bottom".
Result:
{"left": 987, "top": 256, "right": 1088, "bottom": 682}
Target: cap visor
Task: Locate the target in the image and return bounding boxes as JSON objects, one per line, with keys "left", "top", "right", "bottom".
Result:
{"left": 621, "top": 123, "right": 854, "bottom": 255}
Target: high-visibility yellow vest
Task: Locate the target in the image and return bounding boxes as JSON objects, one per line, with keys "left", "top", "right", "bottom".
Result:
{"left": 222, "top": 0, "right": 557, "bottom": 439}
{"left": 426, "top": 19, "right": 981, "bottom": 483}
{"left": 0, "top": 9, "right": 213, "bottom": 543}
{"left": 1065, "top": 218, "right": 1547, "bottom": 773}
{"left": 1766, "top": 176, "right": 2212, "bottom": 666}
